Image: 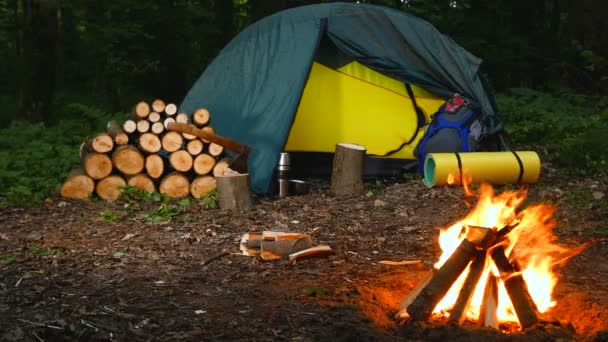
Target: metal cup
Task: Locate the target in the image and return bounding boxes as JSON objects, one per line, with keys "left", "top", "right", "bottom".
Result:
{"left": 277, "top": 152, "right": 290, "bottom": 198}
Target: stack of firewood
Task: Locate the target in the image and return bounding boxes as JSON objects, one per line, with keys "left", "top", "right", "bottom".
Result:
{"left": 60, "top": 99, "right": 229, "bottom": 201}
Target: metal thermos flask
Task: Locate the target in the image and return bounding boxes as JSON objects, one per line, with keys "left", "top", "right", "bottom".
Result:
{"left": 277, "top": 152, "right": 290, "bottom": 198}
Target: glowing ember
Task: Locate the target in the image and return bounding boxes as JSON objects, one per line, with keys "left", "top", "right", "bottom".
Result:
{"left": 431, "top": 183, "right": 582, "bottom": 326}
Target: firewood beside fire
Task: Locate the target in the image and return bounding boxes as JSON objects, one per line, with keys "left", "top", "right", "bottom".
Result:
{"left": 239, "top": 231, "right": 335, "bottom": 261}
{"left": 61, "top": 99, "right": 229, "bottom": 201}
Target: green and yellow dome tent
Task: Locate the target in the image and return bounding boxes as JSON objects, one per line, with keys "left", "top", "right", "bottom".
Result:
{"left": 180, "top": 3, "right": 503, "bottom": 194}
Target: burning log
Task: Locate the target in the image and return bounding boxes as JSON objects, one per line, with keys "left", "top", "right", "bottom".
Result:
{"left": 478, "top": 274, "right": 499, "bottom": 329}
{"left": 396, "top": 269, "right": 435, "bottom": 320}
{"left": 490, "top": 245, "right": 540, "bottom": 329}
{"left": 406, "top": 226, "right": 495, "bottom": 321}
{"left": 449, "top": 251, "right": 487, "bottom": 325}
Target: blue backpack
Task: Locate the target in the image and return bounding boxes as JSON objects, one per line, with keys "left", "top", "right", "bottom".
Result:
{"left": 415, "top": 94, "right": 483, "bottom": 174}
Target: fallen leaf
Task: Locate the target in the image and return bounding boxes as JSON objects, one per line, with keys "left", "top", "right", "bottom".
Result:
{"left": 374, "top": 199, "right": 388, "bottom": 207}
{"left": 122, "top": 233, "right": 136, "bottom": 241}
{"left": 593, "top": 191, "right": 605, "bottom": 200}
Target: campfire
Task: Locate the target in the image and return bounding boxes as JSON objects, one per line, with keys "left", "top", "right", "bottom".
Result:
{"left": 397, "top": 183, "right": 583, "bottom": 330}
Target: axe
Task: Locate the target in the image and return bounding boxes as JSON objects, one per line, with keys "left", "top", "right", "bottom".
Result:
{"left": 167, "top": 123, "right": 251, "bottom": 174}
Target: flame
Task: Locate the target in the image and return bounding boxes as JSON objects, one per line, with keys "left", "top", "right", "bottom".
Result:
{"left": 431, "top": 182, "right": 583, "bottom": 327}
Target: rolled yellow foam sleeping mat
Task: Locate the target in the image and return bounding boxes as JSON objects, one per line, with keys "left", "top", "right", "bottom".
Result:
{"left": 422, "top": 151, "right": 541, "bottom": 188}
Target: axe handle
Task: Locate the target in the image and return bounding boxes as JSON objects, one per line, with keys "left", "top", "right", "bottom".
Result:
{"left": 167, "top": 123, "right": 250, "bottom": 155}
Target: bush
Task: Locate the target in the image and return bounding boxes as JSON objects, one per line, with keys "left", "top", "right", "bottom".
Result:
{"left": 497, "top": 88, "right": 608, "bottom": 173}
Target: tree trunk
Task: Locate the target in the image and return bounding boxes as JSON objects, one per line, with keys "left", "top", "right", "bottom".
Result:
{"left": 16, "top": 0, "right": 58, "bottom": 124}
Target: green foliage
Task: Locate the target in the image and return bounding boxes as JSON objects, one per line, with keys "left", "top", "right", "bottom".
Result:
{"left": 145, "top": 203, "right": 182, "bottom": 224}
{"left": 101, "top": 210, "right": 118, "bottom": 223}
{"left": 301, "top": 286, "right": 328, "bottom": 297}
{"left": 29, "top": 244, "right": 66, "bottom": 257}
{"left": 200, "top": 189, "right": 218, "bottom": 209}
{"left": 0, "top": 255, "right": 16, "bottom": 267}
{"left": 119, "top": 185, "right": 169, "bottom": 204}
{"left": 498, "top": 88, "right": 608, "bottom": 172}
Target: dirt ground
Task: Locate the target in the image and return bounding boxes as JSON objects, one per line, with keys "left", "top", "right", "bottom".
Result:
{"left": 1, "top": 166, "right": 607, "bottom": 341}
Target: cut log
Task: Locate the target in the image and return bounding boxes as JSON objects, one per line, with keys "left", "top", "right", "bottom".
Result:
{"left": 96, "top": 175, "right": 126, "bottom": 201}
{"left": 288, "top": 245, "right": 335, "bottom": 261}
{"left": 163, "top": 117, "right": 176, "bottom": 129}
{"left": 161, "top": 131, "right": 183, "bottom": 152}
{"left": 406, "top": 239, "right": 479, "bottom": 321}
{"left": 138, "top": 132, "right": 162, "bottom": 154}
{"left": 240, "top": 232, "right": 262, "bottom": 256}
{"left": 164, "top": 103, "right": 178, "bottom": 116}
{"left": 478, "top": 274, "right": 499, "bottom": 329}
{"left": 145, "top": 154, "right": 164, "bottom": 179}
{"left": 330, "top": 143, "right": 366, "bottom": 196}
{"left": 60, "top": 167, "right": 95, "bottom": 200}
{"left": 262, "top": 231, "right": 311, "bottom": 241}
{"left": 112, "top": 145, "right": 145, "bottom": 176}
{"left": 82, "top": 153, "right": 113, "bottom": 180}
{"left": 159, "top": 172, "right": 190, "bottom": 198}
{"left": 127, "top": 173, "right": 155, "bottom": 193}
{"left": 186, "top": 139, "right": 204, "bottom": 156}
{"left": 260, "top": 237, "right": 312, "bottom": 261}
{"left": 122, "top": 119, "right": 137, "bottom": 134}
{"left": 169, "top": 150, "right": 193, "bottom": 172}
{"left": 84, "top": 134, "right": 114, "bottom": 153}
{"left": 490, "top": 245, "right": 540, "bottom": 329}
{"left": 213, "top": 159, "right": 230, "bottom": 177}
{"left": 216, "top": 173, "right": 253, "bottom": 211}
{"left": 200, "top": 126, "right": 215, "bottom": 143}
{"left": 136, "top": 119, "right": 150, "bottom": 133}
{"left": 181, "top": 124, "right": 197, "bottom": 140}
{"left": 193, "top": 153, "right": 216, "bottom": 175}
{"left": 175, "top": 112, "right": 189, "bottom": 124}
{"left": 190, "top": 175, "right": 216, "bottom": 199}
{"left": 151, "top": 99, "right": 166, "bottom": 113}
{"left": 208, "top": 142, "right": 224, "bottom": 157}
{"left": 193, "top": 108, "right": 210, "bottom": 126}
{"left": 148, "top": 111, "right": 161, "bottom": 123}
{"left": 132, "top": 101, "right": 150, "bottom": 119}
{"left": 396, "top": 269, "right": 436, "bottom": 320}
{"left": 150, "top": 122, "right": 164, "bottom": 134}
{"left": 107, "top": 120, "right": 129, "bottom": 145}
{"left": 449, "top": 251, "right": 487, "bottom": 325}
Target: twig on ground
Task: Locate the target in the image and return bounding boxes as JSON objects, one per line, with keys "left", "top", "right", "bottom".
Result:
{"left": 15, "top": 277, "right": 23, "bottom": 287}
{"left": 17, "top": 319, "right": 62, "bottom": 330}
{"left": 202, "top": 251, "right": 230, "bottom": 265}
{"left": 81, "top": 319, "right": 99, "bottom": 332}
{"left": 32, "top": 332, "right": 44, "bottom": 342}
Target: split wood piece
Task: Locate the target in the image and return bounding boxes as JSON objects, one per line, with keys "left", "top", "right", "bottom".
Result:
{"left": 260, "top": 237, "right": 312, "bottom": 261}
{"left": 193, "top": 108, "right": 210, "bottom": 126}
{"left": 85, "top": 134, "right": 114, "bottom": 153}
{"left": 330, "top": 143, "right": 366, "bottom": 196}
{"left": 175, "top": 113, "right": 189, "bottom": 124}
{"left": 406, "top": 239, "right": 479, "bottom": 321}
{"left": 449, "top": 251, "right": 488, "bottom": 325}
{"left": 132, "top": 101, "right": 150, "bottom": 119}
{"left": 136, "top": 119, "right": 150, "bottom": 133}
{"left": 169, "top": 150, "right": 193, "bottom": 173}
{"left": 288, "top": 245, "right": 335, "bottom": 262}
{"left": 107, "top": 121, "right": 129, "bottom": 145}
{"left": 96, "top": 175, "right": 126, "bottom": 201}
{"left": 213, "top": 159, "right": 230, "bottom": 177}
{"left": 148, "top": 111, "right": 161, "bottom": 123}
{"left": 159, "top": 172, "right": 190, "bottom": 198}
{"left": 378, "top": 260, "right": 422, "bottom": 266}
{"left": 186, "top": 139, "right": 204, "bottom": 156}
{"left": 190, "top": 176, "right": 216, "bottom": 199}
{"left": 216, "top": 173, "right": 253, "bottom": 211}
{"left": 208, "top": 142, "right": 224, "bottom": 157}
{"left": 240, "top": 232, "right": 262, "bottom": 256}
{"left": 478, "top": 274, "right": 499, "bottom": 329}
{"left": 151, "top": 99, "right": 166, "bottom": 113}
{"left": 82, "top": 153, "right": 113, "bottom": 180}
{"left": 193, "top": 153, "right": 216, "bottom": 175}
{"left": 138, "top": 133, "right": 162, "bottom": 154}
{"left": 261, "top": 231, "right": 311, "bottom": 241}
{"left": 112, "top": 145, "right": 145, "bottom": 176}
{"left": 161, "top": 131, "right": 184, "bottom": 153}
{"left": 164, "top": 103, "right": 178, "bottom": 116}
{"left": 127, "top": 173, "right": 155, "bottom": 193}
{"left": 181, "top": 124, "right": 197, "bottom": 140}
{"left": 490, "top": 245, "right": 540, "bottom": 329}
{"left": 60, "top": 167, "right": 95, "bottom": 200}
{"left": 145, "top": 154, "right": 164, "bottom": 179}
{"left": 122, "top": 119, "right": 137, "bottom": 134}
{"left": 163, "top": 117, "right": 176, "bottom": 129}
{"left": 150, "top": 122, "right": 164, "bottom": 134}
{"left": 395, "top": 269, "right": 435, "bottom": 320}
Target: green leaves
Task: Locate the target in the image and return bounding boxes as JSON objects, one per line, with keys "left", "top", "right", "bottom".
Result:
{"left": 201, "top": 189, "right": 218, "bottom": 209}
{"left": 145, "top": 203, "right": 181, "bottom": 224}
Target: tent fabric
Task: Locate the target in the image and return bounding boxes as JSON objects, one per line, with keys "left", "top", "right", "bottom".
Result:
{"left": 179, "top": 3, "right": 503, "bottom": 194}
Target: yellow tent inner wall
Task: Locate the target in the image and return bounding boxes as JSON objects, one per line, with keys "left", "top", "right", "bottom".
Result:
{"left": 285, "top": 62, "right": 445, "bottom": 159}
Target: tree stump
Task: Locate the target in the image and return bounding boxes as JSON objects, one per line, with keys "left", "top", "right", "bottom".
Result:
{"left": 330, "top": 143, "right": 366, "bottom": 196}
{"left": 216, "top": 173, "right": 253, "bottom": 211}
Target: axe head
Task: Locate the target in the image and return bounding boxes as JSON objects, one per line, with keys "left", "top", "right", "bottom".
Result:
{"left": 228, "top": 146, "right": 251, "bottom": 174}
